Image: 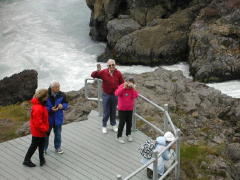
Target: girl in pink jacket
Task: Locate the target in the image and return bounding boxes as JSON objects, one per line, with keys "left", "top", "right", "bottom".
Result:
{"left": 115, "top": 77, "right": 138, "bottom": 143}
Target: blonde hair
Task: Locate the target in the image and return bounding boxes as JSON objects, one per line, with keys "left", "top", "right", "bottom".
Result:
{"left": 34, "top": 89, "right": 48, "bottom": 103}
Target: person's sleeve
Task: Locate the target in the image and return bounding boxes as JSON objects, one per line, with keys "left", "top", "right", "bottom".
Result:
{"left": 119, "top": 71, "right": 124, "bottom": 84}
{"left": 91, "top": 70, "right": 102, "bottom": 79}
{"left": 46, "top": 99, "right": 53, "bottom": 112}
{"left": 133, "top": 90, "right": 139, "bottom": 99}
{"left": 32, "top": 109, "right": 49, "bottom": 133}
{"left": 115, "top": 84, "right": 125, "bottom": 96}
{"left": 162, "top": 149, "right": 171, "bottom": 160}
{"left": 62, "top": 93, "right": 68, "bottom": 110}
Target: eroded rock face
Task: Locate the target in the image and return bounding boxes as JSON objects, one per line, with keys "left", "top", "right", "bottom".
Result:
{"left": 114, "top": 6, "right": 202, "bottom": 65}
{"left": 64, "top": 86, "right": 98, "bottom": 123}
{"left": 106, "top": 18, "right": 141, "bottom": 48}
{"left": 87, "top": 0, "right": 240, "bottom": 84}
{"left": 0, "top": 70, "right": 38, "bottom": 106}
{"left": 188, "top": 0, "right": 240, "bottom": 82}
{"left": 87, "top": 0, "right": 122, "bottom": 41}
{"left": 15, "top": 67, "right": 240, "bottom": 178}
{"left": 227, "top": 143, "right": 240, "bottom": 162}
{"left": 87, "top": 0, "right": 189, "bottom": 41}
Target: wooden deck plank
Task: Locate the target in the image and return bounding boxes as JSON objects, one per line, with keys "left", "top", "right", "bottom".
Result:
{"left": 61, "top": 116, "right": 148, "bottom": 179}
{"left": 21, "top": 135, "right": 113, "bottom": 180}
{"left": 17, "top": 137, "right": 91, "bottom": 180}
{"left": 62, "top": 124, "right": 141, "bottom": 168}
{"left": 0, "top": 143, "right": 43, "bottom": 180}
{"left": 66, "top": 115, "right": 145, "bottom": 155}
{"left": 7, "top": 137, "right": 85, "bottom": 180}
{"left": 2, "top": 146, "right": 64, "bottom": 180}
{"left": 2, "top": 140, "right": 61, "bottom": 180}
{"left": 67, "top": 121, "right": 145, "bottom": 167}
{"left": 6, "top": 138, "right": 66, "bottom": 180}
{"left": 59, "top": 129, "right": 132, "bottom": 178}
{"left": 0, "top": 110, "right": 151, "bottom": 180}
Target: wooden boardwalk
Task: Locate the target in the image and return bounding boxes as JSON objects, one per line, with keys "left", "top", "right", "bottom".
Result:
{"left": 0, "top": 110, "right": 150, "bottom": 180}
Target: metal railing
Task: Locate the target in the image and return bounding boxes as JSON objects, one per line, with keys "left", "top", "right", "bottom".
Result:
{"left": 85, "top": 78, "right": 180, "bottom": 180}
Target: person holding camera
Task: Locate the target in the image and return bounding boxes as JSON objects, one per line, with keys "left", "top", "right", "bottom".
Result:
{"left": 91, "top": 59, "right": 124, "bottom": 134}
{"left": 115, "top": 77, "right": 138, "bottom": 143}
{"left": 44, "top": 82, "right": 68, "bottom": 154}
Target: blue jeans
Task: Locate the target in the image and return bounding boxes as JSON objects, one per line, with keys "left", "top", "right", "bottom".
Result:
{"left": 102, "top": 92, "right": 117, "bottom": 127}
{"left": 44, "top": 125, "right": 62, "bottom": 150}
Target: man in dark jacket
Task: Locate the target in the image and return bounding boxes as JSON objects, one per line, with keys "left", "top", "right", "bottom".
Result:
{"left": 91, "top": 59, "right": 124, "bottom": 134}
{"left": 44, "top": 82, "right": 68, "bottom": 154}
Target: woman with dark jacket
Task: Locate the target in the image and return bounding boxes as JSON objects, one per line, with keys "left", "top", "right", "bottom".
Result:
{"left": 23, "top": 89, "right": 49, "bottom": 167}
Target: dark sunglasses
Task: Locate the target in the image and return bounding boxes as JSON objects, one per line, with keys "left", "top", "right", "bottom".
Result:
{"left": 108, "top": 64, "right": 115, "bottom": 67}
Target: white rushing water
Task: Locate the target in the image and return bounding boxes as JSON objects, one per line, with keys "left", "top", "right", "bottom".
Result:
{"left": 161, "top": 63, "right": 240, "bottom": 98}
{"left": 0, "top": 0, "right": 156, "bottom": 91}
{"left": 0, "top": 0, "right": 240, "bottom": 98}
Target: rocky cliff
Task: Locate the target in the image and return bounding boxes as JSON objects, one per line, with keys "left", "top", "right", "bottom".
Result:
{"left": 67, "top": 68, "right": 240, "bottom": 179}
{"left": 4, "top": 68, "right": 239, "bottom": 179}
{"left": 87, "top": 0, "right": 240, "bottom": 83}
{"left": 0, "top": 70, "right": 38, "bottom": 106}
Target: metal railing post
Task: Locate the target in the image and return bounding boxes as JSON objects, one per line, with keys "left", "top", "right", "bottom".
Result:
{"left": 163, "top": 104, "right": 169, "bottom": 132}
{"left": 153, "top": 150, "right": 158, "bottom": 180}
{"left": 132, "top": 103, "right": 137, "bottom": 131}
{"left": 97, "top": 79, "right": 102, "bottom": 117}
{"left": 84, "top": 79, "right": 88, "bottom": 99}
{"left": 85, "top": 78, "right": 181, "bottom": 180}
{"left": 175, "top": 129, "right": 181, "bottom": 180}
{"left": 116, "top": 174, "right": 122, "bottom": 180}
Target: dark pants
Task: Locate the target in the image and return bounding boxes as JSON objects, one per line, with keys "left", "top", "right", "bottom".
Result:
{"left": 44, "top": 125, "right": 62, "bottom": 150}
{"left": 24, "top": 136, "right": 45, "bottom": 162}
{"left": 117, "top": 110, "right": 133, "bottom": 138}
{"left": 102, "top": 92, "right": 117, "bottom": 127}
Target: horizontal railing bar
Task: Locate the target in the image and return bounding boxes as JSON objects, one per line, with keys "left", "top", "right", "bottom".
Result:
{"left": 138, "top": 94, "right": 165, "bottom": 112}
{"left": 123, "top": 137, "right": 179, "bottom": 180}
{"left": 159, "top": 161, "right": 178, "bottom": 180}
{"left": 87, "top": 98, "right": 98, "bottom": 101}
{"left": 156, "top": 138, "right": 178, "bottom": 158}
{"left": 165, "top": 111, "right": 177, "bottom": 135}
{"left": 124, "top": 158, "right": 156, "bottom": 180}
{"left": 135, "top": 113, "right": 164, "bottom": 135}
{"left": 84, "top": 78, "right": 180, "bottom": 180}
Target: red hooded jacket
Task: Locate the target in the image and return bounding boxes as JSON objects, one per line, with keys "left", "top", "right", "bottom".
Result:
{"left": 30, "top": 98, "right": 49, "bottom": 137}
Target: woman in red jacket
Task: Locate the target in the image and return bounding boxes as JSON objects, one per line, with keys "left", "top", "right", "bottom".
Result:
{"left": 23, "top": 89, "right": 49, "bottom": 167}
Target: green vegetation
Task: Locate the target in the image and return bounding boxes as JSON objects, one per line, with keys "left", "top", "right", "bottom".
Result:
{"left": 0, "top": 103, "right": 30, "bottom": 142}
{"left": 181, "top": 143, "right": 226, "bottom": 179}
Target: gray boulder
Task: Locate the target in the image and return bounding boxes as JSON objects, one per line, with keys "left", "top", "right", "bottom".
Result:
{"left": 227, "top": 143, "right": 240, "bottom": 162}
{"left": 231, "top": 162, "right": 240, "bottom": 180}
{"left": 188, "top": 1, "right": 240, "bottom": 82}
{"left": 87, "top": 0, "right": 122, "bottom": 41}
{"left": 64, "top": 84, "right": 98, "bottom": 123}
{"left": 107, "top": 18, "right": 141, "bottom": 48}
{"left": 16, "top": 121, "right": 30, "bottom": 136}
{"left": 0, "top": 70, "right": 38, "bottom": 106}
{"left": 113, "top": 6, "right": 202, "bottom": 65}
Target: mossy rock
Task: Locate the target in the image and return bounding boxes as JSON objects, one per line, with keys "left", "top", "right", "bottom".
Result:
{"left": 0, "top": 103, "right": 30, "bottom": 142}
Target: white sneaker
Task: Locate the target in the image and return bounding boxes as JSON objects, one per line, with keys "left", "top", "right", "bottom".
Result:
{"left": 102, "top": 127, "right": 107, "bottom": 134}
{"left": 112, "top": 125, "right": 118, "bottom": 132}
{"left": 117, "top": 137, "right": 125, "bottom": 144}
{"left": 127, "top": 135, "right": 133, "bottom": 142}
{"left": 55, "top": 148, "right": 64, "bottom": 154}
